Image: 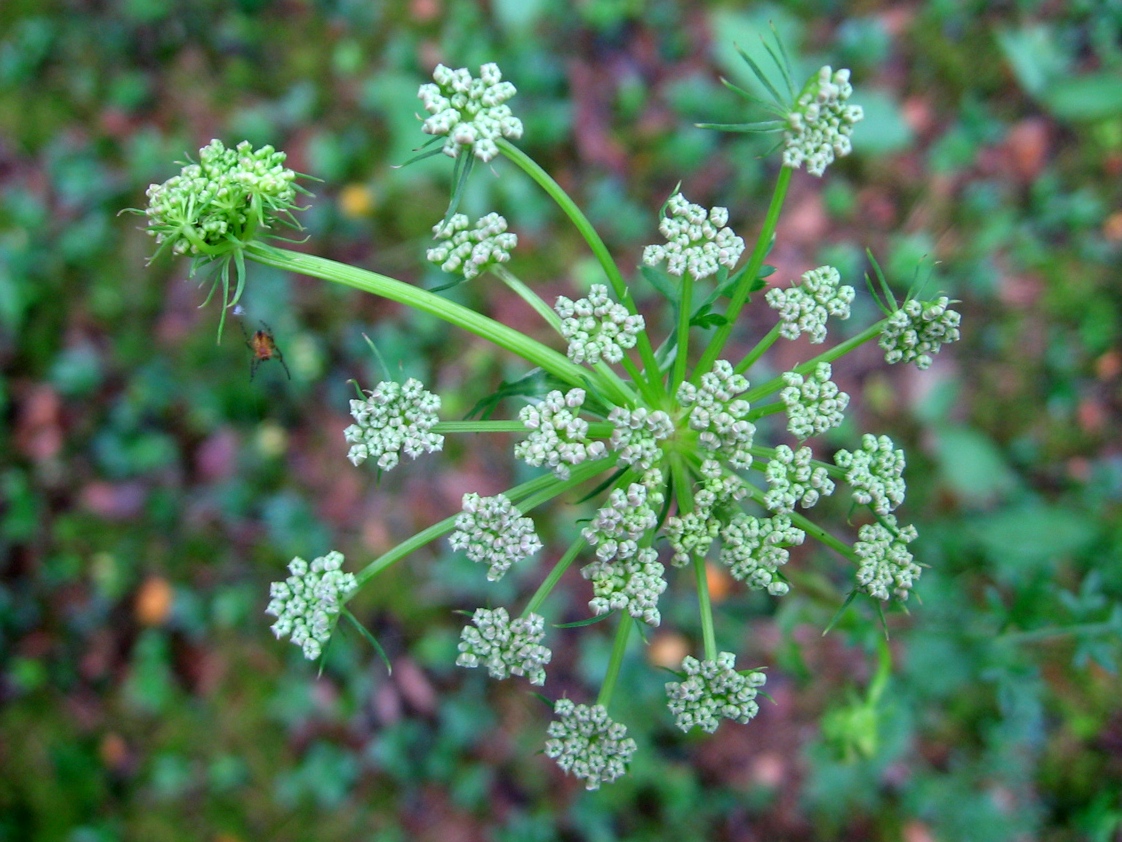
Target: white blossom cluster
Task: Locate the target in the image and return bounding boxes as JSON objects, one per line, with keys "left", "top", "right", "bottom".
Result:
{"left": 607, "top": 407, "right": 673, "bottom": 472}
{"left": 265, "top": 551, "right": 357, "bottom": 660}
{"left": 665, "top": 652, "right": 767, "bottom": 733}
{"left": 766, "top": 265, "right": 855, "bottom": 344}
{"left": 513, "top": 389, "right": 607, "bottom": 479}
{"left": 449, "top": 493, "right": 542, "bottom": 581}
{"left": 641, "top": 193, "right": 745, "bottom": 280}
{"left": 783, "top": 66, "right": 864, "bottom": 177}
{"left": 545, "top": 699, "right": 637, "bottom": 790}
{"left": 676, "top": 360, "right": 756, "bottom": 469}
{"left": 582, "top": 483, "right": 662, "bottom": 563}
{"left": 665, "top": 459, "right": 747, "bottom": 567}
{"left": 879, "top": 296, "right": 962, "bottom": 370}
{"left": 835, "top": 434, "right": 906, "bottom": 516}
{"left": 427, "top": 212, "right": 517, "bottom": 280}
{"left": 344, "top": 378, "right": 444, "bottom": 471}
{"left": 781, "top": 362, "right": 850, "bottom": 439}
{"left": 145, "top": 139, "right": 299, "bottom": 256}
{"left": 417, "top": 62, "right": 523, "bottom": 162}
{"left": 854, "top": 516, "right": 921, "bottom": 601}
{"left": 555, "top": 284, "right": 645, "bottom": 365}
{"left": 456, "top": 607, "right": 551, "bottom": 685}
{"left": 719, "top": 513, "right": 805, "bottom": 595}
{"left": 583, "top": 547, "right": 667, "bottom": 626}
{"left": 764, "top": 445, "right": 835, "bottom": 513}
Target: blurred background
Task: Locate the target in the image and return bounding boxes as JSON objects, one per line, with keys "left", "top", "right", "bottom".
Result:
{"left": 2, "top": 1, "right": 1121, "bottom": 840}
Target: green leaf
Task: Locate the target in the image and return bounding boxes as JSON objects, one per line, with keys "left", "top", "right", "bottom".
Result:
{"left": 640, "top": 264, "right": 679, "bottom": 304}
{"left": 1043, "top": 73, "right": 1122, "bottom": 122}
{"left": 554, "top": 613, "right": 613, "bottom": 629}
{"left": 996, "top": 25, "right": 1067, "bottom": 98}
{"left": 932, "top": 425, "right": 1019, "bottom": 507}
{"left": 969, "top": 504, "right": 1099, "bottom": 577}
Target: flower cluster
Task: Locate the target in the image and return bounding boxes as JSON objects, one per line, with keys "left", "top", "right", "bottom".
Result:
{"left": 781, "top": 362, "right": 850, "bottom": 440}
{"left": 456, "top": 607, "right": 551, "bottom": 685}
{"left": 427, "top": 212, "right": 517, "bottom": 280}
{"left": 880, "top": 296, "right": 962, "bottom": 370}
{"left": 835, "top": 434, "right": 906, "bottom": 516}
{"left": 642, "top": 193, "right": 745, "bottom": 280}
{"left": 449, "top": 493, "right": 542, "bottom": 581}
{"left": 417, "top": 63, "right": 523, "bottom": 162}
{"left": 676, "top": 361, "right": 755, "bottom": 469}
{"left": 783, "top": 66, "right": 864, "bottom": 177}
{"left": 666, "top": 460, "right": 746, "bottom": 567}
{"left": 344, "top": 379, "right": 444, "bottom": 471}
{"left": 719, "top": 513, "right": 805, "bottom": 595}
{"left": 513, "top": 389, "right": 607, "bottom": 479}
{"left": 265, "top": 551, "right": 357, "bottom": 660}
{"left": 582, "top": 483, "right": 662, "bottom": 562}
{"left": 545, "top": 699, "right": 637, "bottom": 790}
{"left": 583, "top": 547, "right": 667, "bottom": 626}
{"left": 607, "top": 407, "right": 673, "bottom": 472}
{"left": 143, "top": 139, "right": 301, "bottom": 258}
{"left": 555, "top": 284, "right": 645, "bottom": 365}
{"left": 665, "top": 652, "right": 767, "bottom": 733}
{"left": 854, "top": 516, "right": 921, "bottom": 601}
{"left": 764, "top": 445, "right": 835, "bottom": 513}
{"left": 766, "top": 265, "right": 855, "bottom": 344}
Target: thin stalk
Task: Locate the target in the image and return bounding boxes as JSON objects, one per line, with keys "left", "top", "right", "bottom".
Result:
{"left": 497, "top": 139, "right": 664, "bottom": 403}
{"left": 436, "top": 420, "right": 615, "bottom": 437}
{"left": 672, "top": 272, "right": 693, "bottom": 391}
{"left": 493, "top": 264, "right": 563, "bottom": 332}
{"left": 597, "top": 612, "right": 634, "bottom": 709}
{"left": 523, "top": 535, "right": 587, "bottom": 617}
{"left": 693, "top": 553, "right": 717, "bottom": 661}
{"left": 734, "top": 322, "right": 783, "bottom": 375}
{"left": 693, "top": 166, "right": 792, "bottom": 380}
{"left": 246, "top": 242, "right": 592, "bottom": 391}
{"left": 742, "top": 320, "right": 886, "bottom": 404}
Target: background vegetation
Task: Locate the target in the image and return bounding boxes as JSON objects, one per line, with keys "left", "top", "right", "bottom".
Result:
{"left": 2, "top": 1, "right": 1121, "bottom": 839}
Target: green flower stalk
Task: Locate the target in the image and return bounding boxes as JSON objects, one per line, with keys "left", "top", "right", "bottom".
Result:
{"left": 135, "top": 43, "right": 963, "bottom": 786}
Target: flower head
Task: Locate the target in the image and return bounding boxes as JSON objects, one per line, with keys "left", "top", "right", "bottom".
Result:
{"left": 427, "top": 212, "right": 517, "bottom": 280}
{"left": 449, "top": 493, "right": 542, "bottom": 580}
{"left": 607, "top": 407, "right": 673, "bottom": 472}
{"left": 783, "top": 66, "right": 863, "bottom": 177}
{"left": 344, "top": 378, "right": 444, "bottom": 471}
{"left": 456, "top": 607, "right": 551, "bottom": 685}
{"left": 781, "top": 362, "right": 850, "bottom": 439}
{"left": 642, "top": 193, "right": 744, "bottom": 280}
{"left": 764, "top": 445, "right": 835, "bottom": 513}
{"left": 143, "top": 139, "right": 303, "bottom": 259}
{"left": 665, "top": 459, "right": 747, "bottom": 567}
{"left": 719, "top": 513, "right": 805, "bottom": 595}
{"left": 676, "top": 360, "right": 755, "bottom": 469}
{"left": 854, "top": 516, "right": 921, "bottom": 601}
{"left": 766, "top": 265, "right": 855, "bottom": 344}
{"left": 265, "top": 551, "right": 357, "bottom": 660}
{"left": 582, "top": 483, "right": 662, "bottom": 563}
{"left": 544, "top": 699, "right": 637, "bottom": 790}
{"left": 513, "top": 389, "right": 607, "bottom": 479}
{"left": 835, "top": 434, "right": 907, "bottom": 516}
{"left": 556, "top": 285, "right": 645, "bottom": 365}
{"left": 879, "top": 296, "right": 962, "bottom": 370}
{"left": 417, "top": 63, "right": 523, "bottom": 162}
{"left": 665, "top": 652, "right": 767, "bottom": 733}
{"left": 583, "top": 547, "right": 667, "bottom": 626}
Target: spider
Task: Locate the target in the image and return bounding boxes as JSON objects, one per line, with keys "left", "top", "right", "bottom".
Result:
{"left": 240, "top": 320, "right": 291, "bottom": 380}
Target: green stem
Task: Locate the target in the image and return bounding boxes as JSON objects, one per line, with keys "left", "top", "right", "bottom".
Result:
{"left": 492, "top": 264, "right": 563, "bottom": 332}
{"left": 742, "top": 320, "right": 886, "bottom": 404}
{"left": 353, "top": 458, "right": 610, "bottom": 587}
{"left": 693, "top": 553, "right": 717, "bottom": 661}
{"left": 523, "top": 535, "right": 587, "bottom": 617}
{"left": 734, "top": 322, "right": 782, "bottom": 375}
{"left": 435, "top": 420, "right": 527, "bottom": 434}
{"left": 597, "top": 612, "right": 634, "bottom": 709}
{"left": 246, "top": 242, "right": 589, "bottom": 388}
{"left": 497, "top": 139, "right": 664, "bottom": 403}
{"left": 693, "top": 166, "right": 792, "bottom": 381}
{"left": 672, "top": 272, "right": 694, "bottom": 391}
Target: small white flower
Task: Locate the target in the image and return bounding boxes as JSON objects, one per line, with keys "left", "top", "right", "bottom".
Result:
{"left": 854, "top": 516, "right": 920, "bottom": 601}
{"left": 555, "top": 285, "right": 645, "bottom": 365}
{"left": 642, "top": 192, "right": 744, "bottom": 280}
{"left": 764, "top": 445, "right": 835, "bottom": 513}
{"left": 456, "top": 607, "right": 551, "bottom": 685}
{"left": 676, "top": 361, "right": 755, "bottom": 469}
{"left": 545, "top": 699, "right": 637, "bottom": 790}
{"left": 879, "top": 296, "right": 962, "bottom": 370}
{"left": 783, "top": 66, "right": 863, "bottom": 177}
{"left": 513, "top": 389, "right": 607, "bottom": 479}
{"left": 449, "top": 493, "right": 542, "bottom": 580}
{"left": 265, "top": 551, "right": 357, "bottom": 660}
{"left": 781, "top": 362, "right": 850, "bottom": 439}
{"left": 417, "top": 62, "right": 523, "bottom": 162}
{"left": 583, "top": 547, "right": 667, "bottom": 626}
{"left": 835, "top": 434, "right": 907, "bottom": 515}
{"left": 719, "top": 513, "right": 805, "bottom": 595}
{"left": 766, "top": 265, "right": 854, "bottom": 344}
{"left": 427, "top": 212, "right": 517, "bottom": 280}
{"left": 665, "top": 652, "right": 767, "bottom": 733}
{"left": 344, "top": 378, "right": 443, "bottom": 471}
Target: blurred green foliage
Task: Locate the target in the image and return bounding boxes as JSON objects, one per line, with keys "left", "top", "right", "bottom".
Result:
{"left": 2, "top": 1, "right": 1121, "bottom": 840}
